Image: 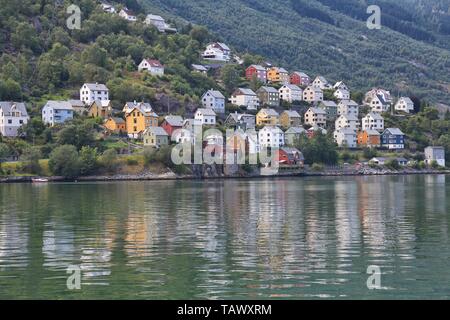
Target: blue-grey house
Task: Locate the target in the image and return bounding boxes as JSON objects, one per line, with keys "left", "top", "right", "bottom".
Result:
{"left": 42, "top": 101, "right": 74, "bottom": 127}
{"left": 381, "top": 128, "right": 405, "bottom": 149}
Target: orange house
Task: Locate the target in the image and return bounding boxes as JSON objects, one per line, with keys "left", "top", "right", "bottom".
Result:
{"left": 88, "top": 100, "right": 112, "bottom": 119}
{"left": 358, "top": 130, "right": 381, "bottom": 147}
{"left": 104, "top": 117, "right": 126, "bottom": 134}
{"left": 125, "top": 106, "right": 159, "bottom": 139}
{"left": 267, "top": 67, "right": 289, "bottom": 83}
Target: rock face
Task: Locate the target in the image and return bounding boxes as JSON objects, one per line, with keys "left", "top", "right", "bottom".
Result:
{"left": 191, "top": 164, "right": 224, "bottom": 178}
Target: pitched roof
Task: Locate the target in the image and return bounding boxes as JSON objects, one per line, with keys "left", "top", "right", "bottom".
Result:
{"left": 0, "top": 102, "right": 28, "bottom": 115}
{"left": 337, "top": 128, "right": 357, "bottom": 135}
{"left": 143, "top": 59, "right": 164, "bottom": 68}
{"left": 281, "top": 84, "right": 302, "bottom": 91}
{"left": 121, "top": 8, "right": 136, "bottom": 16}
{"left": 83, "top": 83, "right": 109, "bottom": 91}
{"left": 260, "top": 125, "right": 283, "bottom": 133}
{"left": 44, "top": 101, "right": 73, "bottom": 111}
{"left": 365, "top": 129, "right": 381, "bottom": 135}
{"left": 339, "top": 99, "right": 359, "bottom": 107}
{"left": 144, "top": 126, "right": 169, "bottom": 136}
{"left": 292, "top": 71, "right": 309, "bottom": 78}
{"left": 68, "top": 100, "right": 85, "bottom": 107}
{"left": 258, "top": 86, "right": 278, "bottom": 94}
{"left": 109, "top": 117, "right": 125, "bottom": 124}
{"left": 164, "top": 115, "right": 183, "bottom": 127}
{"left": 365, "top": 112, "right": 383, "bottom": 120}
{"left": 278, "top": 67, "right": 289, "bottom": 73}
{"left": 398, "top": 97, "right": 414, "bottom": 104}
{"left": 308, "top": 107, "right": 326, "bottom": 114}
{"left": 192, "top": 64, "right": 208, "bottom": 71}
{"left": 320, "top": 100, "right": 337, "bottom": 107}
{"left": 259, "top": 108, "right": 279, "bottom": 116}
{"left": 204, "top": 89, "right": 225, "bottom": 99}
{"left": 384, "top": 128, "right": 404, "bottom": 135}
{"left": 280, "top": 147, "right": 304, "bottom": 160}
{"left": 196, "top": 108, "right": 217, "bottom": 116}
{"left": 339, "top": 114, "right": 358, "bottom": 121}
{"left": 146, "top": 14, "right": 165, "bottom": 21}
{"left": 234, "top": 88, "right": 256, "bottom": 96}
{"left": 283, "top": 110, "right": 301, "bottom": 118}
{"left": 315, "top": 76, "right": 328, "bottom": 83}
{"left": 249, "top": 64, "right": 266, "bottom": 71}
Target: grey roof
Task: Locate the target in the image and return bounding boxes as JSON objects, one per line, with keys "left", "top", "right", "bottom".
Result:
{"left": 365, "top": 112, "right": 383, "bottom": 120}
{"left": 308, "top": 107, "right": 326, "bottom": 115}
{"left": 283, "top": 110, "right": 301, "bottom": 118}
{"left": 144, "top": 126, "right": 169, "bottom": 136}
{"left": 164, "top": 115, "right": 183, "bottom": 127}
{"left": 337, "top": 128, "right": 357, "bottom": 135}
{"left": 376, "top": 94, "right": 388, "bottom": 104}
{"left": 44, "top": 101, "right": 73, "bottom": 111}
{"left": 384, "top": 128, "right": 404, "bottom": 135}
{"left": 204, "top": 89, "right": 225, "bottom": 99}
{"left": 398, "top": 97, "right": 414, "bottom": 104}
{"left": 68, "top": 100, "right": 85, "bottom": 107}
{"left": 258, "top": 86, "right": 279, "bottom": 94}
{"left": 83, "top": 83, "right": 109, "bottom": 91}
{"left": 196, "top": 108, "right": 216, "bottom": 116}
{"left": 339, "top": 114, "right": 359, "bottom": 121}
{"left": 146, "top": 14, "right": 165, "bottom": 21}
{"left": 261, "top": 125, "right": 283, "bottom": 133}
{"left": 315, "top": 76, "right": 328, "bottom": 83}
{"left": 320, "top": 100, "right": 338, "bottom": 107}
{"left": 292, "top": 71, "right": 309, "bottom": 78}
{"left": 250, "top": 64, "right": 266, "bottom": 71}
{"left": 0, "top": 102, "right": 28, "bottom": 116}
{"left": 110, "top": 117, "right": 125, "bottom": 124}
{"left": 192, "top": 64, "right": 208, "bottom": 71}
{"left": 339, "top": 100, "right": 359, "bottom": 107}
{"left": 278, "top": 67, "right": 289, "bottom": 73}
{"left": 365, "top": 129, "right": 381, "bottom": 135}
{"left": 259, "top": 108, "right": 279, "bottom": 116}
{"left": 235, "top": 88, "right": 256, "bottom": 96}
{"left": 282, "top": 84, "right": 302, "bottom": 91}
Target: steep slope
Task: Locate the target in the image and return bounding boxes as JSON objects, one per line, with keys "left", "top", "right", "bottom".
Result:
{"left": 140, "top": 0, "right": 450, "bottom": 104}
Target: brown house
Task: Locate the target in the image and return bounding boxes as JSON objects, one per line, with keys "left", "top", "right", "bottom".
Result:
{"left": 88, "top": 100, "right": 112, "bottom": 119}
{"left": 104, "top": 117, "right": 126, "bottom": 134}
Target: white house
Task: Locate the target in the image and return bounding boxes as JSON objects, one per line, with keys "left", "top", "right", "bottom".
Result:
{"left": 303, "top": 85, "right": 323, "bottom": 103}
{"left": 334, "top": 128, "right": 357, "bottom": 148}
{"left": 304, "top": 107, "right": 327, "bottom": 127}
{"left": 230, "top": 88, "right": 259, "bottom": 110}
{"left": 334, "top": 88, "right": 350, "bottom": 100}
{"left": 119, "top": 8, "right": 137, "bottom": 21}
{"left": 338, "top": 100, "right": 359, "bottom": 117}
{"left": 80, "top": 83, "right": 109, "bottom": 105}
{"left": 202, "top": 43, "right": 231, "bottom": 62}
{"left": 42, "top": 101, "right": 74, "bottom": 127}
{"left": 424, "top": 146, "right": 446, "bottom": 167}
{"left": 138, "top": 58, "right": 165, "bottom": 76}
{"left": 258, "top": 126, "right": 285, "bottom": 149}
{"left": 333, "top": 81, "right": 349, "bottom": 91}
{"left": 312, "top": 76, "right": 332, "bottom": 90}
{"left": 195, "top": 108, "right": 216, "bottom": 125}
{"left": 0, "top": 102, "right": 30, "bottom": 137}
{"left": 365, "top": 88, "right": 392, "bottom": 105}
{"left": 278, "top": 84, "right": 303, "bottom": 103}
{"left": 335, "top": 114, "right": 359, "bottom": 132}
{"left": 101, "top": 3, "right": 116, "bottom": 13}
{"left": 201, "top": 89, "right": 226, "bottom": 114}
{"left": 395, "top": 97, "right": 415, "bottom": 113}
{"left": 144, "top": 14, "right": 176, "bottom": 33}
{"left": 362, "top": 112, "right": 384, "bottom": 131}
{"left": 192, "top": 64, "right": 208, "bottom": 74}
{"left": 369, "top": 94, "right": 391, "bottom": 113}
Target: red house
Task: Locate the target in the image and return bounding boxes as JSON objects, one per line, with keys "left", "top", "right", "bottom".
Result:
{"left": 245, "top": 65, "right": 267, "bottom": 83}
{"left": 276, "top": 147, "right": 305, "bottom": 166}
{"left": 290, "top": 71, "right": 311, "bottom": 86}
{"left": 161, "top": 115, "right": 183, "bottom": 136}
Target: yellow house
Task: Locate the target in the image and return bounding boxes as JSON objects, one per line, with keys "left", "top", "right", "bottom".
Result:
{"left": 104, "top": 117, "right": 126, "bottom": 134}
{"left": 88, "top": 100, "right": 112, "bottom": 119}
{"left": 124, "top": 103, "right": 159, "bottom": 138}
{"left": 256, "top": 108, "right": 279, "bottom": 126}
{"left": 267, "top": 67, "right": 289, "bottom": 83}
{"left": 280, "top": 110, "right": 302, "bottom": 128}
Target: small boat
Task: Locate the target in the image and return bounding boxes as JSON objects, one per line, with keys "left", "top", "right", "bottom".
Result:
{"left": 32, "top": 178, "right": 49, "bottom": 183}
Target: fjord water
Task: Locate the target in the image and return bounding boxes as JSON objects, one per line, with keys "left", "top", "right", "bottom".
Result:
{"left": 0, "top": 175, "right": 449, "bottom": 299}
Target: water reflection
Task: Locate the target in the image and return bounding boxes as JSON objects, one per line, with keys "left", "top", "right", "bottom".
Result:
{"left": 0, "top": 175, "right": 449, "bottom": 299}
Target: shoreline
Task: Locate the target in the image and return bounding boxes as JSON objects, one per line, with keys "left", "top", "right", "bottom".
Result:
{"left": 1, "top": 169, "right": 449, "bottom": 184}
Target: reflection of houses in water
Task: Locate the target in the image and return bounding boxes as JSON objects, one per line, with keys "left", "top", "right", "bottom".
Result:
{"left": 0, "top": 213, "right": 29, "bottom": 268}
{"left": 334, "top": 180, "right": 361, "bottom": 260}
{"left": 424, "top": 175, "right": 446, "bottom": 215}
{"left": 42, "top": 221, "right": 76, "bottom": 270}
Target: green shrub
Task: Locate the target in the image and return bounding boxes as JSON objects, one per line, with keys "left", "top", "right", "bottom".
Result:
{"left": 49, "top": 145, "right": 80, "bottom": 178}
{"left": 311, "top": 163, "right": 324, "bottom": 172}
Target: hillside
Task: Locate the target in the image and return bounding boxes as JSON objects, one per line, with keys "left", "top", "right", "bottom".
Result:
{"left": 140, "top": 0, "right": 450, "bottom": 104}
